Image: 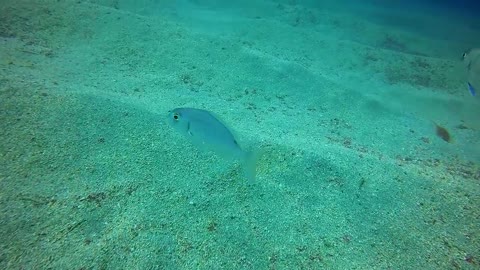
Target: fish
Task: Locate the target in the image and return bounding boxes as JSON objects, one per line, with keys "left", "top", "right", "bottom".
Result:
{"left": 462, "top": 48, "right": 480, "bottom": 96}
{"left": 167, "top": 107, "right": 257, "bottom": 181}
{"left": 434, "top": 122, "right": 451, "bottom": 143}
{"left": 468, "top": 82, "right": 475, "bottom": 96}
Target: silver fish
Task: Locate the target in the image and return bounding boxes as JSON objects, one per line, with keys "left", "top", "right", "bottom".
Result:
{"left": 462, "top": 48, "right": 480, "bottom": 96}
{"left": 167, "top": 108, "right": 257, "bottom": 180}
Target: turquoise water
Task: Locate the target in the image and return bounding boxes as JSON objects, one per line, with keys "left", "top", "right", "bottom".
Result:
{"left": 1, "top": 0, "right": 479, "bottom": 269}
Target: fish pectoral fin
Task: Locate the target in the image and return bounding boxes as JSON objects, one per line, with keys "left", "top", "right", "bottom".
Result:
{"left": 187, "top": 122, "right": 194, "bottom": 136}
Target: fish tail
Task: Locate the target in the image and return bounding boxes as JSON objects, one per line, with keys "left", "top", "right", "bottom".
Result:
{"left": 242, "top": 150, "right": 261, "bottom": 182}
{"left": 468, "top": 82, "right": 476, "bottom": 96}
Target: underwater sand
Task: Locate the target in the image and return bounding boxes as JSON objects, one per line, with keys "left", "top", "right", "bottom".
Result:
{"left": 1, "top": 0, "right": 479, "bottom": 269}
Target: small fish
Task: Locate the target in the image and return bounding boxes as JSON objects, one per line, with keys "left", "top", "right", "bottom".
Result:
{"left": 468, "top": 82, "right": 476, "bottom": 96}
{"left": 434, "top": 122, "right": 451, "bottom": 143}
{"left": 462, "top": 48, "right": 480, "bottom": 96}
{"left": 167, "top": 108, "right": 257, "bottom": 181}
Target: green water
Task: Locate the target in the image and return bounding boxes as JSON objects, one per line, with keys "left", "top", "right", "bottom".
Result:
{"left": 1, "top": 0, "right": 479, "bottom": 269}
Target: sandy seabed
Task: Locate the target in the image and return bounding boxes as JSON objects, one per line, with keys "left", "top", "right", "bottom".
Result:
{"left": 1, "top": 0, "right": 479, "bottom": 269}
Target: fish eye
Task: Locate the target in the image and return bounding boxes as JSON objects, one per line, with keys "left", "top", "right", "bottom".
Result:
{"left": 173, "top": 113, "right": 179, "bottom": 120}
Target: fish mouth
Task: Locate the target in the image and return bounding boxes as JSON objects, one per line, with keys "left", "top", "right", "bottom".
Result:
{"left": 166, "top": 111, "right": 174, "bottom": 124}
{"left": 462, "top": 48, "right": 473, "bottom": 60}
